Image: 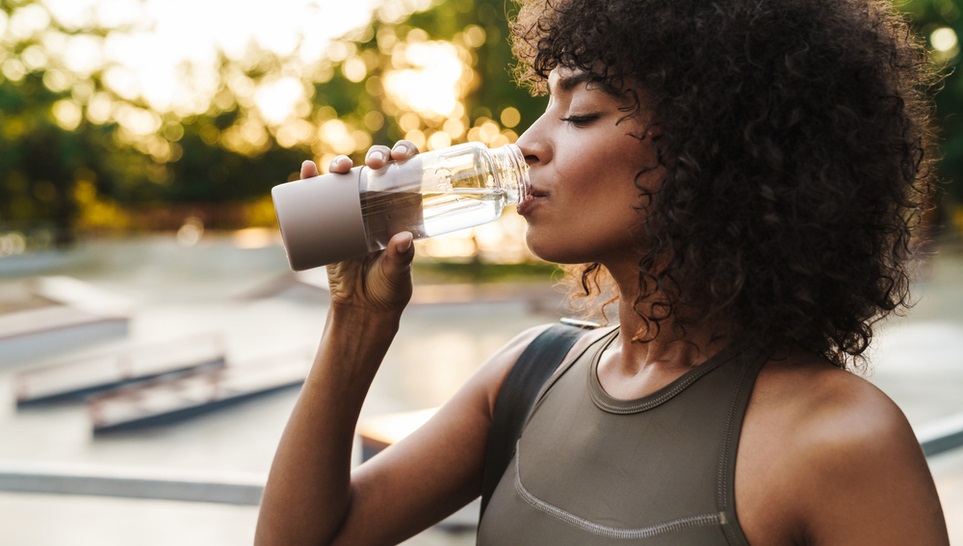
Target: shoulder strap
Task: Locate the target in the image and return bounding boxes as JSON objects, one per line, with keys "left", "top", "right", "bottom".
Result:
{"left": 479, "top": 321, "right": 590, "bottom": 519}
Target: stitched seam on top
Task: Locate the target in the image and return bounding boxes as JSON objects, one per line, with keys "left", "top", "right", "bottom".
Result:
{"left": 592, "top": 362, "right": 718, "bottom": 414}
{"left": 514, "top": 443, "right": 721, "bottom": 539}
{"left": 716, "top": 363, "right": 747, "bottom": 510}
{"left": 715, "top": 348, "right": 764, "bottom": 546}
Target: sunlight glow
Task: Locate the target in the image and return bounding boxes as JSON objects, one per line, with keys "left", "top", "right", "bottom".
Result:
{"left": 1, "top": 58, "right": 26, "bottom": 81}
{"left": 51, "top": 99, "right": 83, "bottom": 131}
{"left": 500, "top": 107, "right": 521, "bottom": 129}
{"left": 383, "top": 40, "right": 465, "bottom": 119}
{"left": 932, "top": 27, "right": 959, "bottom": 52}
{"left": 342, "top": 56, "right": 369, "bottom": 83}
{"left": 231, "top": 228, "right": 278, "bottom": 249}
{"left": 42, "top": 69, "right": 72, "bottom": 92}
{"left": 275, "top": 119, "right": 316, "bottom": 149}
{"left": 39, "top": 0, "right": 382, "bottom": 113}
{"left": 63, "top": 35, "right": 104, "bottom": 76}
{"left": 20, "top": 45, "right": 48, "bottom": 71}
{"left": 376, "top": 0, "right": 436, "bottom": 25}
{"left": 320, "top": 119, "right": 354, "bottom": 154}
{"left": 7, "top": 4, "right": 50, "bottom": 41}
{"left": 113, "top": 104, "right": 162, "bottom": 136}
{"left": 85, "top": 92, "right": 114, "bottom": 125}
{"left": 254, "top": 77, "right": 309, "bottom": 126}
{"left": 417, "top": 210, "right": 533, "bottom": 262}
{"left": 358, "top": 408, "right": 438, "bottom": 450}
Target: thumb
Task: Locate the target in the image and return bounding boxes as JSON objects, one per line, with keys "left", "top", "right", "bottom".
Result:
{"left": 383, "top": 231, "right": 415, "bottom": 277}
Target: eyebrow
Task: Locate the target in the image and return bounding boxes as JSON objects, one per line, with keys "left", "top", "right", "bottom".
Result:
{"left": 550, "top": 71, "right": 624, "bottom": 97}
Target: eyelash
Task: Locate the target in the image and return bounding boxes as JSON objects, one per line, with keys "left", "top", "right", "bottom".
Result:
{"left": 560, "top": 114, "right": 599, "bottom": 126}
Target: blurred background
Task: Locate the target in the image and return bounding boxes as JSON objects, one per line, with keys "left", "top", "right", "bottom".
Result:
{"left": 2, "top": 0, "right": 963, "bottom": 254}
{"left": 0, "top": 0, "right": 553, "bottom": 260}
{"left": 1, "top": 0, "right": 962, "bottom": 544}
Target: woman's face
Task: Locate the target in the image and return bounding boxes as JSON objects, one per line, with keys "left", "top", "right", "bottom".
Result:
{"left": 515, "top": 67, "right": 662, "bottom": 269}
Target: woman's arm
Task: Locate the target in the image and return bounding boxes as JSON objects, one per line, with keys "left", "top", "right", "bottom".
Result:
{"left": 255, "top": 148, "right": 418, "bottom": 545}
{"left": 255, "top": 145, "right": 551, "bottom": 544}
{"left": 255, "top": 303, "right": 404, "bottom": 545}
{"left": 256, "top": 304, "right": 545, "bottom": 545}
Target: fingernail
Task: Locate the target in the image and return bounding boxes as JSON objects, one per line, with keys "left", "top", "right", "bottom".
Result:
{"left": 399, "top": 233, "right": 413, "bottom": 253}
{"left": 368, "top": 150, "right": 385, "bottom": 162}
{"left": 392, "top": 144, "right": 408, "bottom": 156}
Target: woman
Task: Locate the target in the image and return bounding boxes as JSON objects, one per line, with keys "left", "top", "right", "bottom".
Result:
{"left": 256, "top": 0, "right": 950, "bottom": 543}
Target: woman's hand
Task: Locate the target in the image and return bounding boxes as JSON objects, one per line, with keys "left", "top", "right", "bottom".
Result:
{"left": 303, "top": 141, "right": 419, "bottom": 314}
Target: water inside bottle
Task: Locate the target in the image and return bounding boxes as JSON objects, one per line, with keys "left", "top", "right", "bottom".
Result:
{"left": 361, "top": 187, "right": 511, "bottom": 251}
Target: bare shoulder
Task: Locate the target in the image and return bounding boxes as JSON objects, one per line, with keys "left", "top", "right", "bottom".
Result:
{"left": 737, "top": 353, "right": 949, "bottom": 545}
{"left": 756, "top": 353, "right": 913, "bottom": 444}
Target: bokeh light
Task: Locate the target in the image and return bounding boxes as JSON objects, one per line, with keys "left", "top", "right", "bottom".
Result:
{"left": 932, "top": 27, "right": 958, "bottom": 52}
{"left": 383, "top": 39, "right": 466, "bottom": 119}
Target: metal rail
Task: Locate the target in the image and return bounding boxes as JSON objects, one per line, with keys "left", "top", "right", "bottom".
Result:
{"left": 0, "top": 461, "right": 263, "bottom": 506}
{"left": 918, "top": 412, "right": 963, "bottom": 458}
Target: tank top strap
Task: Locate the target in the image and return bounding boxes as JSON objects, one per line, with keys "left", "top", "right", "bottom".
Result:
{"left": 717, "top": 344, "right": 771, "bottom": 545}
{"left": 526, "top": 325, "right": 620, "bottom": 424}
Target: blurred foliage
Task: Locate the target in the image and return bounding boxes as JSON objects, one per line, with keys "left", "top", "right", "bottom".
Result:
{"left": 900, "top": 0, "right": 963, "bottom": 233}
{"left": 0, "top": 0, "right": 962, "bottom": 249}
{"left": 413, "top": 258, "right": 560, "bottom": 284}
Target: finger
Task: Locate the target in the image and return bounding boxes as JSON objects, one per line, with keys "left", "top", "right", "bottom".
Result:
{"left": 368, "top": 231, "right": 414, "bottom": 308}
{"left": 364, "top": 145, "right": 393, "bottom": 170}
{"left": 389, "top": 140, "right": 419, "bottom": 161}
{"left": 328, "top": 155, "right": 353, "bottom": 174}
{"left": 300, "top": 160, "right": 319, "bottom": 179}
{"left": 384, "top": 231, "right": 415, "bottom": 273}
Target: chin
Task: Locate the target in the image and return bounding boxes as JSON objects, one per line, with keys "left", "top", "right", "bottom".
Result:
{"left": 526, "top": 237, "right": 588, "bottom": 265}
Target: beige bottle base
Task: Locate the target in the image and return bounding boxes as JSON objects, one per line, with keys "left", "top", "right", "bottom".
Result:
{"left": 271, "top": 168, "right": 368, "bottom": 271}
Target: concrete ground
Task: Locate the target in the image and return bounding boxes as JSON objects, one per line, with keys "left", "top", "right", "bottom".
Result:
{"left": 0, "top": 235, "right": 961, "bottom": 544}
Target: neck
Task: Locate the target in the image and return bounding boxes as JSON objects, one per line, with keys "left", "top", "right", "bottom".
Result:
{"left": 606, "top": 262, "right": 731, "bottom": 376}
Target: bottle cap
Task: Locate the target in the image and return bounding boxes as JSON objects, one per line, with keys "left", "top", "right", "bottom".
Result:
{"left": 272, "top": 168, "right": 369, "bottom": 270}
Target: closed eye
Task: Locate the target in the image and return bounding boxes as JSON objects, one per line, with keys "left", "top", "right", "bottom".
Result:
{"left": 559, "top": 114, "right": 600, "bottom": 127}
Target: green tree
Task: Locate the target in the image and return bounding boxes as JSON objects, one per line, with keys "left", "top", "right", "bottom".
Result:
{"left": 0, "top": 4, "right": 139, "bottom": 245}
{"left": 900, "top": 0, "right": 963, "bottom": 231}
{"left": 1, "top": 0, "right": 959, "bottom": 246}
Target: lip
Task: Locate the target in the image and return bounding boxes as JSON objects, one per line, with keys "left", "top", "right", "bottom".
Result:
{"left": 517, "top": 186, "right": 548, "bottom": 217}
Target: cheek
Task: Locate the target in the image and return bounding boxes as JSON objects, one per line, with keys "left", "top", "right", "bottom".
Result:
{"left": 560, "top": 156, "right": 647, "bottom": 210}
{"left": 524, "top": 199, "right": 643, "bottom": 265}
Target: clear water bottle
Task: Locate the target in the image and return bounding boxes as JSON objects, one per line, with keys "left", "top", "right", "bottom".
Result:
{"left": 272, "top": 142, "right": 530, "bottom": 271}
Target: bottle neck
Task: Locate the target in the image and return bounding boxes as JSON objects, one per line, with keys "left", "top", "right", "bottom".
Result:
{"left": 490, "top": 143, "right": 529, "bottom": 204}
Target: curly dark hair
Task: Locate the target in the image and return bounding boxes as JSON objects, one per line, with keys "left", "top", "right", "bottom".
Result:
{"left": 510, "top": 0, "right": 939, "bottom": 369}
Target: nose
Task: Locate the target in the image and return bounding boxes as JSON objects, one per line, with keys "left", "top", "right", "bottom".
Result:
{"left": 515, "top": 113, "right": 551, "bottom": 167}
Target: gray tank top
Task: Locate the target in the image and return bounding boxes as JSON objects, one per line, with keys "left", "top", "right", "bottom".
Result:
{"left": 477, "top": 327, "right": 768, "bottom": 545}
